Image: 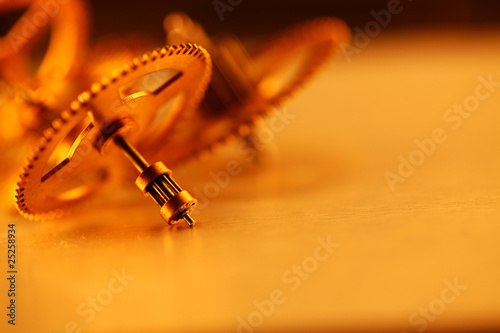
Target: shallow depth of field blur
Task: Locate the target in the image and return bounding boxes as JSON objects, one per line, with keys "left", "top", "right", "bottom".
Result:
{"left": 1, "top": 1, "right": 499, "bottom": 332}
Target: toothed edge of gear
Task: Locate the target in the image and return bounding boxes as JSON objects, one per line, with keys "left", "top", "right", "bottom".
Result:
{"left": 14, "top": 44, "right": 212, "bottom": 221}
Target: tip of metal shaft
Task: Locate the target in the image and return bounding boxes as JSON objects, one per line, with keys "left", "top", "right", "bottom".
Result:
{"left": 183, "top": 214, "right": 196, "bottom": 227}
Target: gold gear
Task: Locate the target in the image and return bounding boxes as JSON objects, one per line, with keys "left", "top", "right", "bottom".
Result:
{"left": 1, "top": 0, "right": 89, "bottom": 212}
{"left": 249, "top": 17, "right": 351, "bottom": 105}
{"left": 0, "top": 0, "right": 89, "bottom": 158}
{"left": 158, "top": 14, "right": 351, "bottom": 164}
{"left": 15, "top": 44, "right": 212, "bottom": 225}
{"left": 0, "top": 0, "right": 88, "bottom": 87}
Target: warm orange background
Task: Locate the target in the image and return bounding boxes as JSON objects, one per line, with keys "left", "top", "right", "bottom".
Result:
{"left": 1, "top": 25, "right": 499, "bottom": 333}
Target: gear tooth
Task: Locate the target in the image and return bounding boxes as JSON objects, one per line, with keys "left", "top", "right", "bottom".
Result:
{"left": 141, "top": 53, "right": 149, "bottom": 64}
{"left": 19, "top": 209, "right": 29, "bottom": 219}
{"left": 20, "top": 208, "right": 29, "bottom": 217}
{"left": 26, "top": 154, "right": 35, "bottom": 164}
{"left": 52, "top": 118, "right": 62, "bottom": 131}
{"left": 36, "top": 137, "right": 47, "bottom": 150}
{"left": 132, "top": 57, "right": 141, "bottom": 67}
{"left": 160, "top": 48, "right": 168, "bottom": 57}
{"left": 17, "top": 176, "right": 27, "bottom": 185}
{"left": 91, "top": 83, "right": 102, "bottom": 94}
{"left": 60, "top": 110, "right": 71, "bottom": 123}
{"left": 127, "top": 60, "right": 137, "bottom": 70}
{"left": 99, "top": 77, "right": 110, "bottom": 88}
{"left": 198, "top": 46, "right": 208, "bottom": 60}
{"left": 110, "top": 71, "right": 119, "bottom": 82}
{"left": 43, "top": 127, "right": 55, "bottom": 140}
{"left": 21, "top": 158, "right": 34, "bottom": 173}
{"left": 151, "top": 49, "right": 160, "bottom": 60}
{"left": 31, "top": 144, "right": 41, "bottom": 155}
{"left": 120, "top": 65, "right": 129, "bottom": 76}
{"left": 78, "top": 91, "right": 91, "bottom": 105}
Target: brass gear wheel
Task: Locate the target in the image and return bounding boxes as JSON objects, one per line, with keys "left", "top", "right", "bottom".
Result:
{"left": 0, "top": 0, "right": 88, "bottom": 87}
{"left": 15, "top": 43, "right": 212, "bottom": 221}
{"left": 160, "top": 14, "right": 351, "bottom": 164}
{"left": 0, "top": 0, "right": 89, "bottom": 160}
